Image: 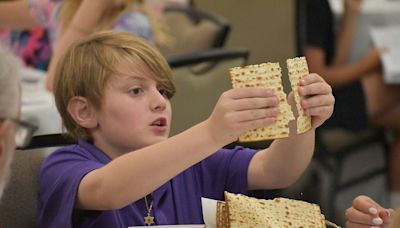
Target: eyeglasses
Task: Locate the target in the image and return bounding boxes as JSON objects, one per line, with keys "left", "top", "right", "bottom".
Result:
{"left": 0, "top": 118, "right": 38, "bottom": 148}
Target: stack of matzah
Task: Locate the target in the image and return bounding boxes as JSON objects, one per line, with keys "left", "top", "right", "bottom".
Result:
{"left": 217, "top": 192, "right": 339, "bottom": 228}
{"left": 229, "top": 57, "right": 312, "bottom": 141}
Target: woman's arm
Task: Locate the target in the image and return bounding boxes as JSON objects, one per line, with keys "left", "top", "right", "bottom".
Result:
{"left": 45, "top": 0, "right": 113, "bottom": 91}
{"left": 247, "top": 73, "right": 334, "bottom": 189}
{"left": 333, "top": 0, "right": 363, "bottom": 66}
{"left": 0, "top": 0, "right": 38, "bottom": 29}
{"left": 305, "top": 46, "right": 381, "bottom": 87}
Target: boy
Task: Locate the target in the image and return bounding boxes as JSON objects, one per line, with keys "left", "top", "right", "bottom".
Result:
{"left": 38, "top": 31, "right": 334, "bottom": 227}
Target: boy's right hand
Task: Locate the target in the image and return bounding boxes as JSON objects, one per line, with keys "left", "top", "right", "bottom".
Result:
{"left": 206, "top": 88, "right": 280, "bottom": 145}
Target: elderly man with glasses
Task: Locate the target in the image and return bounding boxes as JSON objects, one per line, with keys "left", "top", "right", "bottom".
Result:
{"left": 0, "top": 44, "right": 26, "bottom": 198}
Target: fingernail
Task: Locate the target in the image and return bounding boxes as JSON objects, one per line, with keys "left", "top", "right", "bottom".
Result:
{"left": 371, "top": 226, "right": 380, "bottom": 228}
{"left": 368, "top": 207, "right": 378, "bottom": 215}
{"left": 298, "top": 87, "right": 303, "bottom": 95}
{"left": 372, "top": 217, "right": 383, "bottom": 225}
{"left": 382, "top": 209, "right": 391, "bottom": 217}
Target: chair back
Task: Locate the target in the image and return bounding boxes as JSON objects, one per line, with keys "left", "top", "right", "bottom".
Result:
{"left": 168, "top": 48, "right": 248, "bottom": 136}
{"left": 0, "top": 149, "right": 52, "bottom": 228}
{"left": 157, "top": 7, "right": 231, "bottom": 57}
{"left": 0, "top": 133, "right": 74, "bottom": 227}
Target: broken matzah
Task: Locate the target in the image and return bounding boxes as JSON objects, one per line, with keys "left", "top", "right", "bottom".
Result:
{"left": 229, "top": 63, "right": 295, "bottom": 142}
{"left": 287, "top": 56, "right": 312, "bottom": 134}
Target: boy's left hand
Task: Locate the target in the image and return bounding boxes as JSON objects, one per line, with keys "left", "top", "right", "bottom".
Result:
{"left": 297, "top": 73, "right": 334, "bottom": 129}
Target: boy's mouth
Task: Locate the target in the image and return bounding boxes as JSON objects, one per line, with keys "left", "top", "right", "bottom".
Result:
{"left": 151, "top": 118, "right": 167, "bottom": 127}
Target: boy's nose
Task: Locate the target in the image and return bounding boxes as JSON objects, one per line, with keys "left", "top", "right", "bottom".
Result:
{"left": 150, "top": 90, "right": 167, "bottom": 111}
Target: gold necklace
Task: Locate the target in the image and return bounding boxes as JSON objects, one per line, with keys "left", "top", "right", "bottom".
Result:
{"left": 144, "top": 195, "right": 155, "bottom": 225}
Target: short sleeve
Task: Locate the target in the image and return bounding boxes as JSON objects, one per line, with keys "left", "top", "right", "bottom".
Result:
{"left": 28, "top": 0, "right": 58, "bottom": 27}
{"left": 112, "top": 11, "right": 155, "bottom": 43}
{"left": 37, "top": 146, "right": 104, "bottom": 228}
{"left": 198, "top": 146, "right": 258, "bottom": 200}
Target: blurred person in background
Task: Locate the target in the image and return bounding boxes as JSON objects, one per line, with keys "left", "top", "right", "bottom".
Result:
{"left": 304, "top": 0, "right": 400, "bottom": 207}
{"left": 0, "top": 0, "right": 172, "bottom": 91}
{"left": 0, "top": 44, "right": 21, "bottom": 199}
{"left": 0, "top": 25, "right": 51, "bottom": 71}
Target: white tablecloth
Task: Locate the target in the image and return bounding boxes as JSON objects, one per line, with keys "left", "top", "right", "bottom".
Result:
{"left": 329, "top": 0, "right": 400, "bottom": 83}
{"left": 20, "top": 68, "right": 62, "bottom": 136}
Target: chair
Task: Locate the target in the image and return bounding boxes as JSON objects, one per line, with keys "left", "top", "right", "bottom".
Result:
{"left": 17, "top": 133, "right": 77, "bottom": 150}
{"left": 0, "top": 149, "right": 50, "bottom": 228}
{"left": 295, "top": 0, "right": 390, "bottom": 221}
{"left": 167, "top": 48, "right": 248, "bottom": 139}
{"left": 157, "top": 6, "right": 231, "bottom": 58}
{"left": 0, "top": 134, "right": 74, "bottom": 228}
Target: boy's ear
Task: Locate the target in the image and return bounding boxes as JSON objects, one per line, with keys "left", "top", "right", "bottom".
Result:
{"left": 67, "top": 97, "right": 98, "bottom": 129}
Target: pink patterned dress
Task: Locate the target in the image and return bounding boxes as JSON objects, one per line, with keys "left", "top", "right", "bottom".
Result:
{"left": 0, "top": 0, "right": 154, "bottom": 71}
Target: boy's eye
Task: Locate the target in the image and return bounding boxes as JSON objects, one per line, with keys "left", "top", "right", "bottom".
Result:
{"left": 130, "top": 88, "right": 143, "bottom": 96}
{"left": 158, "top": 89, "right": 170, "bottom": 98}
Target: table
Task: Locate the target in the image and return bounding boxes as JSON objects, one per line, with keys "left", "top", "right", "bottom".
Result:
{"left": 329, "top": 0, "right": 400, "bottom": 83}
{"left": 20, "top": 68, "right": 62, "bottom": 136}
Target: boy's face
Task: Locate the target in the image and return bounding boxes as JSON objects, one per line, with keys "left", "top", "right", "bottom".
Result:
{"left": 91, "top": 62, "right": 172, "bottom": 156}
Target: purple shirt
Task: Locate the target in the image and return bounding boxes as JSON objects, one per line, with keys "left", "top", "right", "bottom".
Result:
{"left": 37, "top": 140, "right": 257, "bottom": 228}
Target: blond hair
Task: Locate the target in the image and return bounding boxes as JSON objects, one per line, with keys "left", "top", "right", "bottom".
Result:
{"left": 53, "top": 31, "right": 175, "bottom": 140}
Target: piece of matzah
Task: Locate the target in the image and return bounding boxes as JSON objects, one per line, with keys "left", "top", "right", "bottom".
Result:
{"left": 224, "top": 192, "right": 328, "bottom": 228}
{"left": 229, "top": 63, "right": 295, "bottom": 141}
{"left": 216, "top": 201, "right": 228, "bottom": 228}
{"left": 287, "top": 56, "right": 312, "bottom": 134}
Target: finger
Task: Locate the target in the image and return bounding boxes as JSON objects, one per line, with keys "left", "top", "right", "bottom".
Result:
{"left": 301, "top": 94, "right": 334, "bottom": 109}
{"left": 353, "top": 195, "right": 385, "bottom": 214}
{"left": 303, "top": 106, "right": 333, "bottom": 118}
{"left": 234, "top": 108, "right": 279, "bottom": 122}
{"left": 298, "top": 82, "right": 332, "bottom": 97}
{"left": 299, "top": 73, "right": 325, "bottom": 85}
{"left": 379, "top": 209, "right": 395, "bottom": 225}
{"left": 227, "top": 87, "right": 274, "bottom": 99}
{"left": 345, "top": 207, "right": 381, "bottom": 226}
{"left": 230, "top": 96, "right": 280, "bottom": 111}
{"left": 238, "top": 117, "right": 277, "bottom": 133}
{"left": 345, "top": 221, "right": 379, "bottom": 228}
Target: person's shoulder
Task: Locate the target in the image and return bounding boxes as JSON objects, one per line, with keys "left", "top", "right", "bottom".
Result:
{"left": 217, "top": 146, "right": 257, "bottom": 154}
{"left": 43, "top": 143, "right": 92, "bottom": 164}
{"left": 200, "top": 146, "right": 257, "bottom": 165}
{"left": 39, "top": 142, "right": 105, "bottom": 181}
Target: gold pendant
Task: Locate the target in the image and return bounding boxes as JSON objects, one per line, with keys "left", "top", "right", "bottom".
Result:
{"left": 144, "top": 214, "right": 155, "bottom": 225}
